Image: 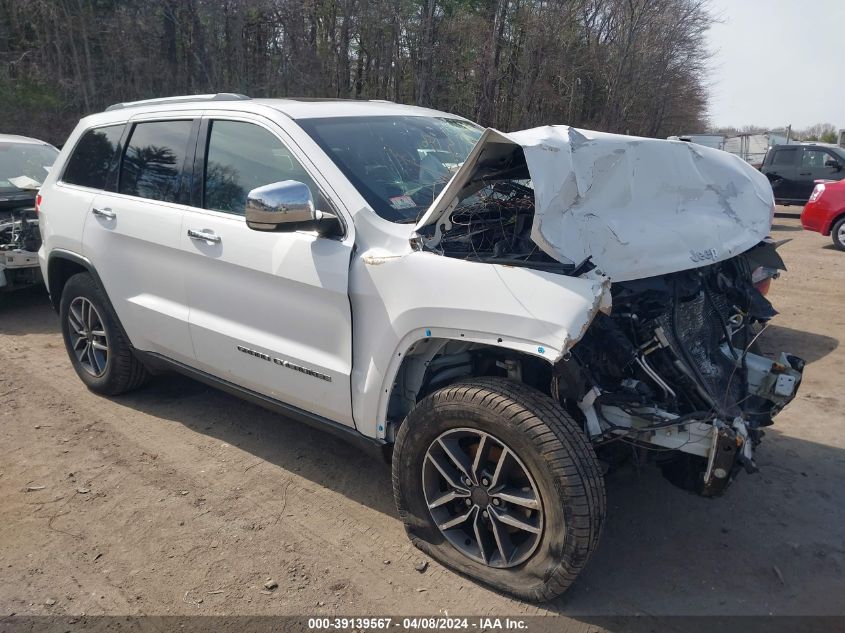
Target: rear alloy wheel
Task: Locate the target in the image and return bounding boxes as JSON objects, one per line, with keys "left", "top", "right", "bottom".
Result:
{"left": 832, "top": 217, "right": 845, "bottom": 251}
{"left": 67, "top": 296, "right": 110, "bottom": 378}
{"left": 60, "top": 272, "right": 149, "bottom": 395}
{"left": 393, "top": 377, "right": 605, "bottom": 602}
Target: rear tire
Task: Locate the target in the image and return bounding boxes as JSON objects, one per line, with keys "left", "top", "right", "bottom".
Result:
{"left": 832, "top": 217, "right": 845, "bottom": 251}
{"left": 392, "top": 377, "right": 605, "bottom": 602}
{"left": 59, "top": 272, "right": 149, "bottom": 395}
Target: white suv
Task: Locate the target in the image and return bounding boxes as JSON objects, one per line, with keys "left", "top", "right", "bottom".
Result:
{"left": 37, "top": 94, "right": 803, "bottom": 601}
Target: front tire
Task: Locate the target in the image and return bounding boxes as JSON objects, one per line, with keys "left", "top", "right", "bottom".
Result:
{"left": 392, "top": 378, "right": 605, "bottom": 602}
{"left": 59, "top": 272, "right": 149, "bottom": 395}
{"left": 832, "top": 217, "right": 845, "bottom": 251}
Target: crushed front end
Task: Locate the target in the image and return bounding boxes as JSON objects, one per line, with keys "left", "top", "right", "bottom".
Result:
{"left": 412, "top": 124, "right": 804, "bottom": 495}
{"left": 0, "top": 206, "right": 42, "bottom": 292}
{"left": 558, "top": 242, "right": 803, "bottom": 495}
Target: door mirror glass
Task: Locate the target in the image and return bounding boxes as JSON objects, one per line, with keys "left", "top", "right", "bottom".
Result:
{"left": 824, "top": 158, "right": 841, "bottom": 170}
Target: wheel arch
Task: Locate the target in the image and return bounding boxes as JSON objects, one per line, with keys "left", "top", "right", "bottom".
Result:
{"left": 379, "top": 331, "right": 559, "bottom": 442}
{"left": 46, "top": 250, "right": 101, "bottom": 312}
{"left": 824, "top": 209, "right": 845, "bottom": 236}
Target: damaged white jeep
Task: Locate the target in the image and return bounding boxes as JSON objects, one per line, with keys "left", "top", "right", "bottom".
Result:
{"left": 38, "top": 95, "right": 803, "bottom": 602}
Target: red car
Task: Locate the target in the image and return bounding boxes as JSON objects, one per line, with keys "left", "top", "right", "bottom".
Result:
{"left": 801, "top": 179, "right": 845, "bottom": 250}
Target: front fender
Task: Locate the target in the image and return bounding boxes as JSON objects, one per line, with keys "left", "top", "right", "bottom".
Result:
{"left": 349, "top": 250, "right": 609, "bottom": 438}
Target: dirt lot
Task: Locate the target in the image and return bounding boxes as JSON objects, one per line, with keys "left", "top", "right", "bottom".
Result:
{"left": 1, "top": 212, "right": 843, "bottom": 623}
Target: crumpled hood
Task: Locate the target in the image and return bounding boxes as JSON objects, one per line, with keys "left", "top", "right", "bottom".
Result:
{"left": 414, "top": 125, "right": 775, "bottom": 282}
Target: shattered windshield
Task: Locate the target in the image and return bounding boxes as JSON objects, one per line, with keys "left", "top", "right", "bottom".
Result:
{"left": 0, "top": 142, "right": 59, "bottom": 194}
{"left": 299, "top": 116, "right": 482, "bottom": 222}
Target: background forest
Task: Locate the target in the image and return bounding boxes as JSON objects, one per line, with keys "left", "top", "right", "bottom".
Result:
{"left": 1, "top": 0, "right": 713, "bottom": 146}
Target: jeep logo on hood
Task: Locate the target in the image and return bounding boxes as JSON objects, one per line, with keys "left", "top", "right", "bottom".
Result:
{"left": 690, "top": 248, "right": 719, "bottom": 262}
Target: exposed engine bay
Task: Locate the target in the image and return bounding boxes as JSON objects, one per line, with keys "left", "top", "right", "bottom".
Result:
{"left": 414, "top": 153, "right": 579, "bottom": 271}
{"left": 415, "top": 150, "right": 569, "bottom": 270}
{"left": 558, "top": 249, "right": 803, "bottom": 494}
{"left": 0, "top": 207, "right": 42, "bottom": 291}
{"left": 412, "top": 131, "right": 803, "bottom": 495}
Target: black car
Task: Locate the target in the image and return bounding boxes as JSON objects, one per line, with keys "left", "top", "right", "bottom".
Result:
{"left": 761, "top": 143, "right": 845, "bottom": 205}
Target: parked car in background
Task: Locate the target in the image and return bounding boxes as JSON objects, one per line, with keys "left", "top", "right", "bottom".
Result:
{"left": 802, "top": 180, "right": 845, "bottom": 250}
{"left": 761, "top": 144, "right": 845, "bottom": 205}
{"left": 0, "top": 134, "right": 59, "bottom": 293}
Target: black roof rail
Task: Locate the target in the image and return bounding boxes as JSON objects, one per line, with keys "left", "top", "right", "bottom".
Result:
{"left": 105, "top": 93, "right": 250, "bottom": 112}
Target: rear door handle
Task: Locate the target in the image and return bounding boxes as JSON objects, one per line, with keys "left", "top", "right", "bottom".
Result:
{"left": 92, "top": 207, "right": 116, "bottom": 220}
{"left": 187, "top": 228, "right": 221, "bottom": 244}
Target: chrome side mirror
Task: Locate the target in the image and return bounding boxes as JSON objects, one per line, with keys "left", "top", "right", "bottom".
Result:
{"left": 245, "top": 180, "right": 341, "bottom": 234}
{"left": 246, "top": 180, "right": 314, "bottom": 230}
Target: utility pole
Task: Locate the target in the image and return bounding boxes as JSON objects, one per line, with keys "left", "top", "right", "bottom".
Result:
{"left": 786, "top": 124, "right": 792, "bottom": 144}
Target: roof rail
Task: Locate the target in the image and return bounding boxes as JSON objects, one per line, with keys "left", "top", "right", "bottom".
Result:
{"left": 105, "top": 93, "right": 250, "bottom": 112}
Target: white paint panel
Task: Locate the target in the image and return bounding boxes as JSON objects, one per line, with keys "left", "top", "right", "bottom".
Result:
{"left": 181, "top": 209, "right": 355, "bottom": 426}
{"left": 350, "top": 250, "right": 609, "bottom": 437}
{"left": 82, "top": 192, "right": 194, "bottom": 361}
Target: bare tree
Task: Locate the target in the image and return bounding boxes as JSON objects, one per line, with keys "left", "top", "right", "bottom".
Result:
{"left": 798, "top": 123, "right": 837, "bottom": 143}
{"left": 0, "top": 0, "right": 716, "bottom": 145}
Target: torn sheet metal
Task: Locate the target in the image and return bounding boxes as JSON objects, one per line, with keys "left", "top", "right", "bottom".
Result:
{"left": 415, "top": 126, "right": 775, "bottom": 282}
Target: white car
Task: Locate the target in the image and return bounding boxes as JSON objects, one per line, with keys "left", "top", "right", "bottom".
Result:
{"left": 37, "top": 94, "right": 803, "bottom": 601}
{"left": 1, "top": 134, "right": 59, "bottom": 292}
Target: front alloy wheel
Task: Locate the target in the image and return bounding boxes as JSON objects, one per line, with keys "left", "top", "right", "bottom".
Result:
{"left": 392, "top": 378, "right": 605, "bottom": 602}
{"left": 423, "top": 428, "right": 543, "bottom": 568}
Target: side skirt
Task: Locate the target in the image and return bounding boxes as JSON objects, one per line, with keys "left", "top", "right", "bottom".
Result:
{"left": 135, "top": 350, "right": 389, "bottom": 461}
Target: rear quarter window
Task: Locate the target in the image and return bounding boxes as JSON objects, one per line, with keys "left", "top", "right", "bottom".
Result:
{"left": 62, "top": 125, "right": 125, "bottom": 189}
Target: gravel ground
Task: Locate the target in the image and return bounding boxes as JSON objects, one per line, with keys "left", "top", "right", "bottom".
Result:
{"left": 1, "top": 212, "right": 843, "bottom": 624}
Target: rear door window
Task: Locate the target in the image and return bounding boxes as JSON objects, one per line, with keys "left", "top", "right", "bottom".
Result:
{"left": 62, "top": 125, "right": 124, "bottom": 189}
{"left": 119, "top": 120, "right": 194, "bottom": 203}
{"left": 772, "top": 148, "right": 797, "bottom": 166}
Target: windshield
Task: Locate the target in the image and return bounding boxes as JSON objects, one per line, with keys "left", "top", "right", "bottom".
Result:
{"left": 0, "top": 142, "right": 59, "bottom": 194}
{"left": 299, "top": 116, "right": 483, "bottom": 222}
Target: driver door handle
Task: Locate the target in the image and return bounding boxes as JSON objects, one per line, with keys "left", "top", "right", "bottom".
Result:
{"left": 91, "top": 207, "right": 116, "bottom": 220}
{"left": 187, "top": 228, "right": 222, "bottom": 244}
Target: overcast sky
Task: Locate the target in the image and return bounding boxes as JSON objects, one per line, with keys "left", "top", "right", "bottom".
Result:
{"left": 706, "top": 0, "right": 844, "bottom": 131}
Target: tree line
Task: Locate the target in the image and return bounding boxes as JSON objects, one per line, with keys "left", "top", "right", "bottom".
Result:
{"left": 714, "top": 123, "right": 840, "bottom": 144}
{"left": 0, "top": 0, "right": 713, "bottom": 146}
